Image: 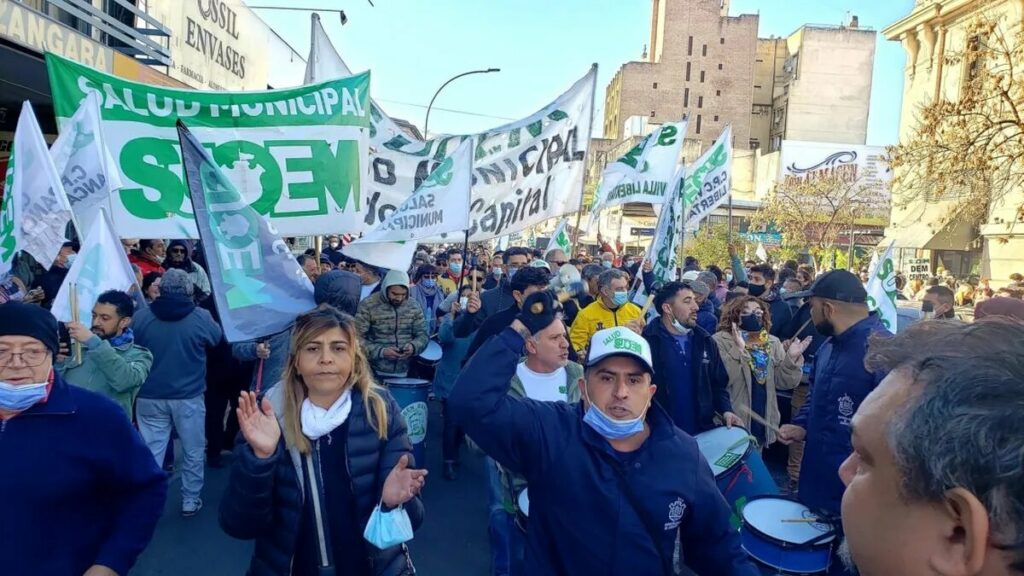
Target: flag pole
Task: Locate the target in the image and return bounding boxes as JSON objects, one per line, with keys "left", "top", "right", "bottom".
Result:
{"left": 678, "top": 179, "right": 687, "bottom": 281}
{"left": 571, "top": 63, "right": 599, "bottom": 255}
{"left": 727, "top": 193, "right": 733, "bottom": 243}
{"left": 457, "top": 229, "right": 470, "bottom": 293}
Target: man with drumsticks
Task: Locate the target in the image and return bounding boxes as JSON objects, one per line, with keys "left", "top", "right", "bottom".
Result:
{"left": 837, "top": 318, "right": 1024, "bottom": 576}
{"left": 451, "top": 290, "right": 760, "bottom": 576}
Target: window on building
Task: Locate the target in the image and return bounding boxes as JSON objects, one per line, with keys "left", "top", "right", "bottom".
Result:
{"left": 720, "top": 37, "right": 725, "bottom": 45}
{"left": 696, "top": 115, "right": 702, "bottom": 134}
{"left": 714, "top": 115, "right": 719, "bottom": 122}
{"left": 754, "top": 85, "right": 762, "bottom": 89}
{"left": 756, "top": 58, "right": 764, "bottom": 63}
{"left": 700, "top": 71, "right": 705, "bottom": 83}
{"left": 718, "top": 63, "right": 723, "bottom": 70}
{"left": 653, "top": 82, "right": 658, "bottom": 89}
{"left": 749, "top": 139, "right": 760, "bottom": 150}
{"left": 702, "top": 44, "right": 707, "bottom": 57}
{"left": 698, "top": 96, "right": 704, "bottom": 109}
{"left": 686, "top": 62, "right": 691, "bottom": 81}
{"left": 716, "top": 90, "right": 721, "bottom": 96}
{"left": 684, "top": 88, "right": 690, "bottom": 107}
{"left": 650, "top": 110, "right": 656, "bottom": 118}
{"left": 688, "top": 36, "right": 693, "bottom": 56}
{"left": 965, "top": 35, "right": 983, "bottom": 82}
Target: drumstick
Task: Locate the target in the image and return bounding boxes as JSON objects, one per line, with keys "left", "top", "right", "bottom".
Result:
{"left": 738, "top": 405, "right": 783, "bottom": 436}
{"left": 782, "top": 518, "right": 821, "bottom": 524}
{"left": 794, "top": 318, "right": 812, "bottom": 337}
{"left": 639, "top": 293, "right": 655, "bottom": 317}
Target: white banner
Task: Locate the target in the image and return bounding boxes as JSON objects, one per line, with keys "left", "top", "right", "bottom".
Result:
{"left": 589, "top": 120, "right": 687, "bottom": 228}
{"left": 304, "top": 15, "right": 596, "bottom": 242}
{"left": 778, "top": 139, "right": 891, "bottom": 221}
{"left": 0, "top": 101, "right": 75, "bottom": 276}
{"left": 866, "top": 240, "right": 898, "bottom": 332}
{"left": 50, "top": 91, "right": 123, "bottom": 238}
{"left": 683, "top": 125, "right": 732, "bottom": 228}
{"left": 52, "top": 209, "right": 137, "bottom": 323}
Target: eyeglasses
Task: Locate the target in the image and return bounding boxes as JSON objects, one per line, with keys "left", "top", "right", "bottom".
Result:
{"left": 422, "top": 274, "right": 438, "bottom": 279}
{"left": 0, "top": 348, "right": 50, "bottom": 367}
{"left": 552, "top": 261, "right": 567, "bottom": 267}
{"left": 168, "top": 248, "right": 186, "bottom": 254}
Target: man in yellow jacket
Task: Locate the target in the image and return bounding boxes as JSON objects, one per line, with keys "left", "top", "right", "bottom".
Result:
{"left": 569, "top": 268, "right": 644, "bottom": 354}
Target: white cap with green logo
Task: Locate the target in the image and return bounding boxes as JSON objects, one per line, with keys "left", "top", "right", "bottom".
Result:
{"left": 586, "top": 327, "right": 655, "bottom": 374}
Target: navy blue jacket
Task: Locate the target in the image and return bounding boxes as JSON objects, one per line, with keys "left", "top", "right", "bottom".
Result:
{"left": 793, "top": 314, "right": 890, "bottom": 515}
{"left": 450, "top": 328, "right": 759, "bottom": 576}
{"left": 134, "top": 294, "right": 223, "bottom": 399}
{"left": 219, "top": 385, "right": 424, "bottom": 576}
{"left": 0, "top": 373, "right": 168, "bottom": 576}
{"left": 696, "top": 299, "right": 718, "bottom": 335}
{"left": 642, "top": 320, "right": 733, "bottom": 434}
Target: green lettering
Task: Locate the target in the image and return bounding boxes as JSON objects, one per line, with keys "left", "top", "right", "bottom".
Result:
{"left": 119, "top": 137, "right": 189, "bottom": 219}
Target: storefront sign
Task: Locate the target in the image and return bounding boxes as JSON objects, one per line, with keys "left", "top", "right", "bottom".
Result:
{"left": 907, "top": 258, "right": 931, "bottom": 279}
{"left": 0, "top": 0, "right": 113, "bottom": 71}
{"left": 778, "top": 140, "right": 892, "bottom": 222}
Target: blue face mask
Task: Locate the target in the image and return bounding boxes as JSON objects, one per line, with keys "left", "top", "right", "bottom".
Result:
{"left": 507, "top": 266, "right": 520, "bottom": 280}
{"left": 449, "top": 262, "right": 463, "bottom": 275}
{"left": 582, "top": 384, "right": 648, "bottom": 440}
{"left": 612, "top": 291, "right": 629, "bottom": 307}
{"left": 602, "top": 260, "right": 613, "bottom": 269}
{"left": 363, "top": 502, "right": 414, "bottom": 549}
{"left": 421, "top": 278, "right": 436, "bottom": 289}
{"left": 0, "top": 379, "right": 49, "bottom": 412}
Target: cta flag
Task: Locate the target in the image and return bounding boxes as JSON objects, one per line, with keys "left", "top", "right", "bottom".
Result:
{"left": 50, "top": 91, "right": 123, "bottom": 238}
{"left": 866, "top": 240, "right": 898, "bottom": 332}
{"left": 0, "top": 101, "right": 76, "bottom": 277}
{"left": 549, "top": 217, "right": 571, "bottom": 255}
{"left": 52, "top": 209, "right": 135, "bottom": 323}
{"left": 683, "top": 125, "right": 733, "bottom": 228}
{"left": 589, "top": 120, "right": 687, "bottom": 228}
{"left": 343, "top": 140, "right": 473, "bottom": 271}
{"left": 177, "top": 121, "right": 316, "bottom": 343}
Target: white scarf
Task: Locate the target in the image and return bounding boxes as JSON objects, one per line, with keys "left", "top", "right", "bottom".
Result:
{"left": 300, "top": 389, "right": 353, "bottom": 440}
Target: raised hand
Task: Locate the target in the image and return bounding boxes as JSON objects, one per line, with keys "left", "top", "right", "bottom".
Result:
{"left": 236, "top": 391, "right": 280, "bottom": 459}
{"left": 786, "top": 335, "right": 813, "bottom": 361}
{"left": 466, "top": 291, "right": 482, "bottom": 314}
{"left": 382, "top": 454, "right": 428, "bottom": 508}
{"left": 66, "top": 321, "right": 93, "bottom": 344}
{"left": 731, "top": 322, "right": 745, "bottom": 349}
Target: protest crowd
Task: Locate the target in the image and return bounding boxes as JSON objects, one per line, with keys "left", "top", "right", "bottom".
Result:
{"left": 2, "top": 16, "right": 1024, "bottom": 576}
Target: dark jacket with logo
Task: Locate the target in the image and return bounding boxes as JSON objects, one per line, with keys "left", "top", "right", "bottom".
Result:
{"left": 219, "top": 385, "right": 424, "bottom": 576}
{"left": 0, "top": 374, "right": 167, "bottom": 576}
{"left": 793, "top": 314, "right": 890, "bottom": 515}
{"left": 642, "top": 321, "right": 733, "bottom": 434}
{"left": 450, "top": 328, "right": 759, "bottom": 576}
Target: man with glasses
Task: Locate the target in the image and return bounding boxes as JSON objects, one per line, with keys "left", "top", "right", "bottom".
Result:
{"left": 0, "top": 302, "right": 167, "bottom": 576}
{"left": 543, "top": 248, "right": 568, "bottom": 274}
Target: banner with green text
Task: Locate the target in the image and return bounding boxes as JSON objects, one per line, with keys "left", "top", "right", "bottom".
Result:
{"left": 46, "top": 53, "right": 370, "bottom": 239}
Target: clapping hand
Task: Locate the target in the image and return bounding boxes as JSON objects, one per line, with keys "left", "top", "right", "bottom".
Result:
{"left": 785, "top": 336, "right": 813, "bottom": 361}
{"left": 236, "top": 391, "right": 280, "bottom": 459}
{"left": 382, "top": 454, "right": 428, "bottom": 508}
{"left": 731, "top": 322, "right": 746, "bottom": 349}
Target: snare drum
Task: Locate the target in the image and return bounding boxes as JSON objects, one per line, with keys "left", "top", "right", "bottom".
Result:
{"left": 695, "top": 426, "right": 778, "bottom": 527}
{"left": 740, "top": 496, "right": 836, "bottom": 574}
{"left": 418, "top": 341, "right": 443, "bottom": 366}
{"left": 514, "top": 489, "right": 530, "bottom": 533}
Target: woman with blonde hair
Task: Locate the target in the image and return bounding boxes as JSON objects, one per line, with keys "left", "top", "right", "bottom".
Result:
{"left": 711, "top": 296, "right": 810, "bottom": 449}
{"left": 220, "top": 306, "right": 427, "bottom": 576}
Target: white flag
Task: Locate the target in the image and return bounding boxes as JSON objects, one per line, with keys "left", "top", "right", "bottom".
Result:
{"left": 50, "top": 91, "right": 123, "bottom": 238}
{"left": 683, "top": 125, "right": 733, "bottom": 228}
{"left": 0, "top": 101, "right": 75, "bottom": 277}
{"left": 631, "top": 167, "right": 685, "bottom": 310}
{"left": 756, "top": 242, "right": 769, "bottom": 263}
{"left": 342, "top": 139, "right": 473, "bottom": 270}
{"left": 866, "top": 240, "right": 898, "bottom": 332}
{"left": 550, "top": 217, "right": 571, "bottom": 255}
{"left": 52, "top": 209, "right": 137, "bottom": 324}
{"left": 589, "top": 120, "right": 687, "bottom": 228}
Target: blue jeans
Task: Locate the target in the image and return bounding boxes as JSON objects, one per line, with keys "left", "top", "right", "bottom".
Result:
{"left": 136, "top": 396, "right": 206, "bottom": 504}
{"left": 485, "top": 456, "right": 513, "bottom": 576}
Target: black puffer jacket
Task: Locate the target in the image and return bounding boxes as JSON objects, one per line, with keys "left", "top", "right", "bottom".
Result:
{"left": 219, "top": 385, "right": 425, "bottom": 576}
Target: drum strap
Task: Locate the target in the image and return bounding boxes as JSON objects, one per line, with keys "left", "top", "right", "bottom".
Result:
{"left": 613, "top": 470, "right": 675, "bottom": 576}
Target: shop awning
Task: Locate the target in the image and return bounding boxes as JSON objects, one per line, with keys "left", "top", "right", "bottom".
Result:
{"left": 879, "top": 211, "right": 975, "bottom": 251}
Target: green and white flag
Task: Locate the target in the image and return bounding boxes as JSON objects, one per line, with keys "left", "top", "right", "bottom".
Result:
{"left": 631, "top": 166, "right": 684, "bottom": 309}
{"left": 51, "top": 209, "right": 136, "bottom": 323}
{"left": 683, "top": 125, "right": 732, "bottom": 228}
{"left": 342, "top": 139, "right": 474, "bottom": 271}
{"left": 866, "top": 240, "right": 898, "bottom": 332}
{"left": 0, "top": 101, "right": 76, "bottom": 277}
{"left": 50, "top": 91, "right": 123, "bottom": 238}
{"left": 589, "top": 120, "right": 687, "bottom": 229}
{"left": 46, "top": 53, "right": 370, "bottom": 239}
{"left": 550, "top": 217, "right": 571, "bottom": 254}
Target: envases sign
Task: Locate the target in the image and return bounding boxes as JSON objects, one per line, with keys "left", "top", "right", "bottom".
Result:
{"left": 46, "top": 53, "right": 370, "bottom": 239}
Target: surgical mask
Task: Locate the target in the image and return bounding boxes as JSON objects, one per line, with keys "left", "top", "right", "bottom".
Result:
{"left": 671, "top": 318, "right": 691, "bottom": 334}
{"left": 602, "top": 260, "right": 613, "bottom": 269}
{"left": 725, "top": 273, "right": 733, "bottom": 283}
{"left": 747, "top": 283, "right": 766, "bottom": 297}
{"left": 449, "top": 262, "right": 463, "bottom": 275}
{"left": 0, "top": 379, "right": 49, "bottom": 412}
{"left": 329, "top": 242, "right": 339, "bottom": 249}
{"left": 153, "top": 254, "right": 165, "bottom": 265}
{"left": 491, "top": 267, "right": 503, "bottom": 278}
{"left": 363, "top": 502, "right": 414, "bottom": 549}
{"left": 624, "top": 259, "right": 634, "bottom": 268}
{"left": 421, "top": 279, "right": 436, "bottom": 289}
{"left": 64, "top": 254, "right": 77, "bottom": 268}
{"left": 739, "top": 314, "right": 763, "bottom": 332}
{"left": 507, "top": 266, "right": 520, "bottom": 280}
{"left": 582, "top": 384, "right": 648, "bottom": 440}
{"left": 778, "top": 288, "right": 788, "bottom": 296}
{"left": 612, "top": 291, "right": 629, "bottom": 307}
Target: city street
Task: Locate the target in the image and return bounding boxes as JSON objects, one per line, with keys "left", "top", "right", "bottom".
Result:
{"left": 134, "top": 401, "right": 491, "bottom": 575}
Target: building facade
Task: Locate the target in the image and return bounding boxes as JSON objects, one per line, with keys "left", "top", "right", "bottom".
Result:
{"left": 883, "top": 0, "right": 1024, "bottom": 281}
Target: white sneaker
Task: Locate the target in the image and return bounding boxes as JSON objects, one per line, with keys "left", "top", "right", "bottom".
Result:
{"left": 182, "top": 498, "right": 203, "bottom": 517}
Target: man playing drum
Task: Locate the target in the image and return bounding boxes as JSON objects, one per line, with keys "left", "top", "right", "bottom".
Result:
{"left": 451, "top": 291, "right": 759, "bottom": 576}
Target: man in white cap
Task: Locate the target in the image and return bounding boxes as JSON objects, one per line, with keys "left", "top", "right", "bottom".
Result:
{"left": 451, "top": 291, "right": 759, "bottom": 576}
{"left": 355, "top": 269, "right": 429, "bottom": 379}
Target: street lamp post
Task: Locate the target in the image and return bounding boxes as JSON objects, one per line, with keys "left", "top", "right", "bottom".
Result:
{"left": 423, "top": 68, "right": 500, "bottom": 138}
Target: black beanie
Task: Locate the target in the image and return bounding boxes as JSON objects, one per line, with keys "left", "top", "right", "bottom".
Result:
{"left": 0, "top": 302, "right": 60, "bottom": 355}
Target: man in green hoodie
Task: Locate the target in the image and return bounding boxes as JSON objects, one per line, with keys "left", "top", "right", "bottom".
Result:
{"left": 58, "top": 290, "right": 153, "bottom": 419}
